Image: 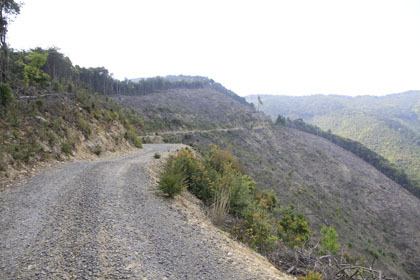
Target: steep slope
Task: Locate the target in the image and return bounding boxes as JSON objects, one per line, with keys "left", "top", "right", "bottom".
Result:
{"left": 117, "top": 88, "right": 420, "bottom": 279}
{"left": 0, "top": 87, "right": 143, "bottom": 186}
{"left": 246, "top": 92, "right": 420, "bottom": 187}
{"left": 114, "top": 88, "right": 269, "bottom": 132}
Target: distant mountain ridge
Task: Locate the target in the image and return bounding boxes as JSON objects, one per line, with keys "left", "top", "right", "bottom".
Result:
{"left": 246, "top": 91, "right": 420, "bottom": 189}
{"left": 129, "top": 75, "right": 250, "bottom": 106}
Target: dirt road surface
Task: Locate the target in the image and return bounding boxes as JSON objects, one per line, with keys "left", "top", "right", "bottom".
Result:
{"left": 0, "top": 144, "right": 290, "bottom": 280}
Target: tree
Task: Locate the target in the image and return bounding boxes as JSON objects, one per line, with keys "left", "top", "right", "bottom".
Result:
{"left": 320, "top": 226, "right": 340, "bottom": 255}
{"left": 0, "top": 0, "right": 21, "bottom": 82}
{"left": 257, "top": 95, "right": 263, "bottom": 111}
{"left": 0, "top": 81, "right": 12, "bottom": 106}
{"left": 275, "top": 114, "right": 286, "bottom": 126}
{"left": 23, "top": 52, "right": 50, "bottom": 87}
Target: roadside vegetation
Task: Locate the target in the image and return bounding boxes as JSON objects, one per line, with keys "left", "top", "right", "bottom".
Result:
{"left": 158, "top": 146, "right": 391, "bottom": 279}
{"left": 0, "top": 49, "right": 147, "bottom": 179}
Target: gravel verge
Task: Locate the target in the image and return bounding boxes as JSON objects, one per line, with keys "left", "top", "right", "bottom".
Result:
{"left": 0, "top": 144, "right": 291, "bottom": 279}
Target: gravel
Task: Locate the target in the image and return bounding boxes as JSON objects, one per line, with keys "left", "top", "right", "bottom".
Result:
{"left": 0, "top": 144, "right": 288, "bottom": 280}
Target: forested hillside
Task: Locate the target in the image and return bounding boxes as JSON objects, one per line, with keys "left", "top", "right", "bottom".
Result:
{"left": 247, "top": 92, "right": 420, "bottom": 193}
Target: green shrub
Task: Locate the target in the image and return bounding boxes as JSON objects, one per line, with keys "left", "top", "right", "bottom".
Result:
{"left": 158, "top": 155, "right": 187, "bottom": 197}
{"left": 46, "top": 130, "right": 58, "bottom": 144}
{"left": 0, "top": 83, "right": 13, "bottom": 106}
{"left": 7, "top": 143, "right": 41, "bottom": 163}
{"left": 154, "top": 153, "right": 161, "bottom": 159}
{"left": 76, "top": 115, "right": 92, "bottom": 138}
{"left": 61, "top": 141, "right": 72, "bottom": 155}
{"left": 164, "top": 147, "right": 312, "bottom": 254}
{"left": 124, "top": 126, "right": 142, "bottom": 148}
{"left": 320, "top": 226, "right": 340, "bottom": 254}
{"left": 277, "top": 206, "right": 311, "bottom": 247}
{"left": 0, "top": 152, "right": 6, "bottom": 171}
{"left": 298, "top": 270, "right": 322, "bottom": 280}
{"left": 228, "top": 172, "right": 255, "bottom": 216}
{"left": 243, "top": 204, "right": 278, "bottom": 251}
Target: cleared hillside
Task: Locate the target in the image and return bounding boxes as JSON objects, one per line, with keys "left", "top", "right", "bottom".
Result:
{"left": 117, "top": 88, "right": 420, "bottom": 279}
{"left": 247, "top": 92, "right": 420, "bottom": 187}
{"left": 114, "top": 88, "right": 270, "bottom": 132}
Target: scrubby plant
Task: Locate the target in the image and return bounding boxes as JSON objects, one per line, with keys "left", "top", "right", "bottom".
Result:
{"left": 61, "top": 141, "right": 72, "bottom": 155}
{"left": 124, "top": 125, "right": 142, "bottom": 148}
{"left": 153, "top": 152, "right": 161, "bottom": 159}
{"left": 163, "top": 146, "right": 312, "bottom": 254}
{"left": 298, "top": 270, "right": 322, "bottom": 280}
{"left": 76, "top": 114, "right": 92, "bottom": 138}
{"left": 320, "top": 226, "right": 340, "bottom": 254}
{"left": 0, "top": 83, "right": 13, "bottom": 106}
{"left": 23, "top": 52, "right": 50, "bottom": 87}
{"left": 276, "top": 205, "right": 311, "bottom": 248}
{"left": 158, "top": 155, "right": 187, "bottom": 197}
{"left": 92, "top": 144, "right": 102, "bottom": 156}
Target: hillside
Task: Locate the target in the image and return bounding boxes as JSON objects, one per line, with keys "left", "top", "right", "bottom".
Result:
{"left": 2, "top": 45, "right": 419, "bottom": 278}
{"left": 117, "top": 88, "right": 420, "bottom": 279}
{"left": 114, "top": 88, "right": 269, "bottom": 133}
{"left": 246, "top": 92, "right": 420, "bottom": 189}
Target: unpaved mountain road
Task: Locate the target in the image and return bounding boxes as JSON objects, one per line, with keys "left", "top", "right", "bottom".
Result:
{"left": 0, "top": 144, "right": 289, "bottom": 280}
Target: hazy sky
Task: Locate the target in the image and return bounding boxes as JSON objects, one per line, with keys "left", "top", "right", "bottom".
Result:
{"left": 8, "top": 0, "right": 420, "bottom": 96}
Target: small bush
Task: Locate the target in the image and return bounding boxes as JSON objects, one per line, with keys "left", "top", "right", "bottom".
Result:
{"left": 0, "top": 83, "right": 13, "bottom": 106}
{"left": 154, "top": 153, "right": 161, "bottom": 159}
{"left": 158, "top": 155, "right": 187, "bottom": 197}
{"left": 320, "top": 226, "right": 340, "bottom": 255}
{"left": 76, "top": 115, "right": 92, "bottom": 138}
{"left": 298, "top": 270, "right": 322, "bottom": 280}
{"left": 0, "top": 153, "right": 6, "bottom": 171}
{"left": 61, "top": 141, "right": 72, "bottom": 155}
{"left": 92, "top": 144, "right": 102, "bottom": 156}
{"left": 124, "top": 126, "right": 142, "bottom": 148}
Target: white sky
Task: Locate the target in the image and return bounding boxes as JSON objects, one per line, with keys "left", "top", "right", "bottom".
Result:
{"left": 7, "top": 0, "right": 420, "bottom": 96}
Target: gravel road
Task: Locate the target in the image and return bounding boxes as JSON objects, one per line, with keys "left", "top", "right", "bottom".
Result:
{"left": 0, "top": 144, "right": 288, "bottom": 279}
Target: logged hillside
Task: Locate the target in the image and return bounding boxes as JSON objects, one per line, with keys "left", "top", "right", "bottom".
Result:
{"left": 114, "top": 88, "right": 270, "bottom": 132}
{"left": 118, "top": 89, "right": 420, "bottom": 279}
{"left": 247, "top": 92, "right": 420, "bottom": 188}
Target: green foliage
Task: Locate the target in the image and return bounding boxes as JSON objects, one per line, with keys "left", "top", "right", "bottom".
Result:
{"left": 298, "top": 270, "right": 322, "bottom": 280}
{"left": 158, "top": 155, "right": 187, "bottom": 197}
{"left": 243, "top": 204, "right": 278, "bottom": 250}
{"left": 61, "top": 141, "right": 72, "bottom": 155}
{"left": 277, "top": 205, "right": 312, "bottom": 248}
{"left": 154, "top": 152, "right": 161, "bottom": 159}
{"left": 0, "top": 83, "right": 13, "bottom": 106}
{"left": 76, "top": 114, "right": 92, "bottom": 138}
{"left": 23, "top": 52, "right": 50, "bottom": 87}
{"left": 7, "top": 142, "right": 41, "bottom": 163}
{"left": 124, "top": 126, "right": 142, "bottom": 148}
{"left": 164, "top": 146, "right": 312, "bottom": 254}
{"left": 228, "top": 173, "right": 255, "bottom": 216}
{"left": 320, "top": 226, "right": 340, "bottom": 255}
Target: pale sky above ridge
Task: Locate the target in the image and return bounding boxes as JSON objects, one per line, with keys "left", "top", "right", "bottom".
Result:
{"left": 8, "top": 0, "right": 420, "bottom": 97}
